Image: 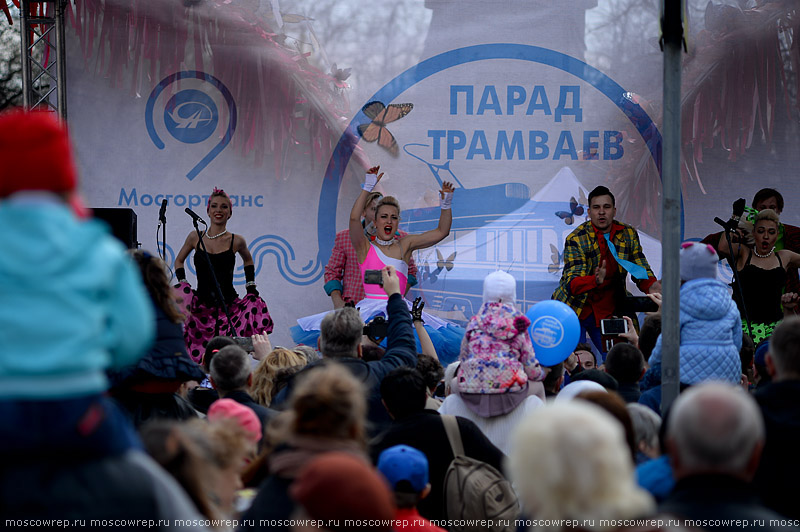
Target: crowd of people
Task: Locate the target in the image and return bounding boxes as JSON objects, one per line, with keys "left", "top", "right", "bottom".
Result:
{"left": 3, "top": 108, "right": 800, "bottom": 532}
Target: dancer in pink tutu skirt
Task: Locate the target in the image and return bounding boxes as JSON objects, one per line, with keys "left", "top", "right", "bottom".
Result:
{"left": 174, "top": 188, "right": 273, "bottom": 362}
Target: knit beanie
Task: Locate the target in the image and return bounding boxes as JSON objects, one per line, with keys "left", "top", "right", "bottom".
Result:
{"left": 207, "top": 398, "right": 262, "bottom": 443}
{"left": 0, "top": 109, "right": 77, "bottom": 198}
{"left": 680, "top": 242, "right": 718, "bottom": 281}
{"left": 482, "top": 270, "right": 517, "bottom": 305}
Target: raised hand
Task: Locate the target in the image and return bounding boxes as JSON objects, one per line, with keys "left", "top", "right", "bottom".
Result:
{"left": 363, "top": 166, "right": 384, "bottom": 192}
{"left": 252, "top": 332, "right": 272, "bottom": 361}
{"left": 594, "top": 260, "right": 607, "bottom": 285}
{"left": 367, "top": 165, "right": 384, "bottom": 181}
{"left": 411, "top": 297, "right": 425, "bottom": 322}
{"left": 619, "top": 315, "right": 639, "bottom": 347}
{"left": 381, "top": 265, "right": 401, "bottom": 297}
{"left": 440, "top": 181, "right": 455, "bottom": 197}
{"left": 647, "top": 280, "right": 662, "bottom": 295}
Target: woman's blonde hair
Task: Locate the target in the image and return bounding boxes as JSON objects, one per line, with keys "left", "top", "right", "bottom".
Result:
{"left": 739, "top": 208, "right": 780, "bottom": 246}
{"left": 508, "top": 402, "right": 654, "bottom": 532}
{"left": 251, "top": 348, "right": 307, "bottom": 407}
{"left": 375, "top": 196, "right": 401, "bottom": 218}
{"left": 755, "top": 208, "right": 780, "bottom": 226}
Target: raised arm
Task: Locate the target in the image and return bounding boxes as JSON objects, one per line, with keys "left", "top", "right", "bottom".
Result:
{"left": 350, "top": 166, "right": 383, "bottom": 258}
{"left": 716, "top": 226, "right": 750, "bottom": 265}
{"left": 411, "top": 297, "right": 438, "bottom": 361}
{"left": 400, "top": 181, "right": 454, "bottom": 261}
{"left": 174, "top": 231, "right": 200, "bottom": 283}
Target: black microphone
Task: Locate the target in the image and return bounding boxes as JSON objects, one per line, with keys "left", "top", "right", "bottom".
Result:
{"left": 158, "top": 199, "right": 167, "bottom": 224}
{"left": 185, "top": 207, "right": 207, "bottom": 225}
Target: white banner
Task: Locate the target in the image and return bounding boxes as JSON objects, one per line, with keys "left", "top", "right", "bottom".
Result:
{"left": 64, "top": 0, "right": 800, "bottom": 345}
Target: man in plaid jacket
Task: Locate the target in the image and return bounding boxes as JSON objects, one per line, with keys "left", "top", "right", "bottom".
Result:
{"left": 324, "top": 191, "right": 417, "bottom": 307}
{"left": 553, "top": 186, "right": 660, "bottom": 358}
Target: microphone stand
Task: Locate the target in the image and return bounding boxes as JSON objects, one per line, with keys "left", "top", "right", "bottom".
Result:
{"left": 715, "top": 217, "right": 753, "bottom": 339}
{"left": 159, "top": 214, "right": 167, "bottom": 262}
{"left": 192, "top": 217, "right": 235, "bottom": 337}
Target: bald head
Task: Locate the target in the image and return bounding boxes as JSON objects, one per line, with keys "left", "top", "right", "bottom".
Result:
{"left": 667, "top": 383, "right": 764, "bottom": 480}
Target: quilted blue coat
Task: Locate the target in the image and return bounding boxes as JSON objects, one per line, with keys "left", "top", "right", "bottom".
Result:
{"left": 648, "top": 278, "right": 742, "bottom": 385}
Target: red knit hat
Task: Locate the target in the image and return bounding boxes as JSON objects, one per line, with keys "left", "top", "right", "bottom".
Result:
{"left": 290, "top": 452, "right": 395, "bottom": 529}
{"left": 0, "top": 109, "right": 78, "bottom": 198}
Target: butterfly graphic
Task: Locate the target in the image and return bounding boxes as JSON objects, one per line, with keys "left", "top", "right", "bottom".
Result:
{"left": 421, "top": 250, "right": 456, "bottom": 284}
{"left": 420, "top": 263, "right": 438, "bottom": 284}
{"left": 329, "top": 63, "right": 351, "bottom": 88}
{"left": 555, "top": 196, "right": 585, "bottom": 225}
{"left": 357, "top": 101, "right": 414, "bottom": 156}
{"left": 437, "top": 249, "right": 457, "bottom": 272}
{"left": 548, "top": 244, "right": 563, "bottom": 274}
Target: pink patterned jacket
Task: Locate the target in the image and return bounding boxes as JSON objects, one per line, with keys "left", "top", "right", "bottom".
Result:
{"left": 457, "top": 302, "right": 545, "bottom": 394}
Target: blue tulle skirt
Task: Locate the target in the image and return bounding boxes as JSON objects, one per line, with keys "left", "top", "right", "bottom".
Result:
{"left": 292, "top": 298, "right": 465, "bottom": 366}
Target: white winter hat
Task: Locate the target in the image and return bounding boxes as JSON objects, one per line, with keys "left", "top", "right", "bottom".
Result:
{"left": 482, "top": 270, "right": 517, "bottom": 305}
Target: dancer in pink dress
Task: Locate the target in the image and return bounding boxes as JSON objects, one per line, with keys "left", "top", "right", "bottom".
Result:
{"left": 174, "top": 188, "right": 273, "bottom": 362}
{"left": 294, "top": 166, "right": 464, "bottom": 362}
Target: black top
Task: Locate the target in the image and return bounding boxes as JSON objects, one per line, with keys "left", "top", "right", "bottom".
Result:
{"left": 224, "top": 389, "right": 277, "bottom": 432}
{"left": 194, "top": 234, "right": 238, "bottom": 305}
{"left": 370, "top": 410, "right": 505, "bottom": 523}
{"left": 754, "top": 380, "right": 800, "bottom": 519}
{"left": 732, "top": 250, "right": 786, "bottom": 324}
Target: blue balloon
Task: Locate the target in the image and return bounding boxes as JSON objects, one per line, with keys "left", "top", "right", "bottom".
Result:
{"left": 526, "top": 300, "right": 580, "bottom": 366}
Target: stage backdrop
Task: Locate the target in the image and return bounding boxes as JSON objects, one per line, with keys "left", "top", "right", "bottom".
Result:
{"left": 64, "top": 0, "right": 800, "bottom": 345}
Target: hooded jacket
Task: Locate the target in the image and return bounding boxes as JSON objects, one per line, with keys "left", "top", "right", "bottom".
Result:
{"left": 457, "top": 302, "right": 544, "bottom": 394}
{"left": 648, "top": 278, "right": 741, "bottom": 385}
{"left": 0, "top": 199, "right": 154, "bottom": 399}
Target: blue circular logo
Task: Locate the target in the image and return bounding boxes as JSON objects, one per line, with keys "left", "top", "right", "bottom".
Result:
{"left": 164, "top": 89, "right": 218, "bottom": 144}
{"left": 531, "top": 316, "right": 565, "bottom": 348}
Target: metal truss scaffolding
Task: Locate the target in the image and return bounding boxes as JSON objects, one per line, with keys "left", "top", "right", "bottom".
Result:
{"left": 19, "top": 0, "right": 67, "bottom": 118}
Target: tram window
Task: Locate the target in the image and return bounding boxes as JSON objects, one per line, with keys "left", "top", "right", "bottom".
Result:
{"left": 526, "top": 231, "right": 538, "bottom": 263}
{"left": 476, "top": 230, "right": 496, "bottom": 262}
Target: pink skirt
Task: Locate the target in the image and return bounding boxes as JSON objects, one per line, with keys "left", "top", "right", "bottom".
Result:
{"left": 174, "top": 282, "right": 274, "bottom": 363}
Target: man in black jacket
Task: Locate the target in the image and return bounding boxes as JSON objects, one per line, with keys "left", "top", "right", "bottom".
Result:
{"left": 210, "top": 345, "right": 275, "bottom": 430}
{"left": 661, "top": 382, "right": 786, "bottom": 530}
{"left": 604, "top": 342, "right": 645, "bottom": 403}
{"left": 753, "top": 316, "right": 800, "bottom": 519}
{"left": 272, "top": 265, "right": 417, "bottom": 435}
{"left": 371, "top": 366, "right": 505, "bottom": 523}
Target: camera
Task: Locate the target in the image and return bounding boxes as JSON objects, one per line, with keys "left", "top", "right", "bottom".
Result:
{"left": 363, "top": 316, "right": 388, "bottom": 342}
{"left": 233, "top": 336, "right": 254, "bottom": 353}
{"left": 364, "top": 269, "right": 383, "bottom": 286}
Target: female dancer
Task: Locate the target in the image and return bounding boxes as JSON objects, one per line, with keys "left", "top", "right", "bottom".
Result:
{"left": 717, "top": 208, "right": 800, "bottom": 342}
{"left": 294, "top": 166, "right": 463, "bottom": 362}
{"left": 174, "top": 188, "right": 273, "bottom": 362}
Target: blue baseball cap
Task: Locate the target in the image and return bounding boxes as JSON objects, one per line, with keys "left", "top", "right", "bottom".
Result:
{"left": 377, "top": 445, "right": 429, "bottom": 493}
